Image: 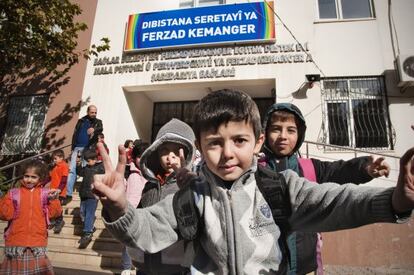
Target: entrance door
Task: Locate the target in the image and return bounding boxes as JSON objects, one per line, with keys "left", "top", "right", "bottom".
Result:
{"left": 151, "top": 98, "right": 274, "bottom": 141}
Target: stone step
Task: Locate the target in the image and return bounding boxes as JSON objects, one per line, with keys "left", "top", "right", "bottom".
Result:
{"left": 49, "top": 222, "right": 113, "bottom": 238}
{"left": 61, "top": 206, "right": 103, "bottom": 218}
{"left": 63, "top": 199, "right": 104, "bottom": 212}
{"left": 48, "top": 233, "right": 123, "bottom": 251}
{"left": 57, "top": 214, "right": 106, "bottom": 228}
{"left": 52, "top": 260, "right": 126, "bottom": 275}
{"left": 47, "top": 244, "right": 122, "bottom": 268}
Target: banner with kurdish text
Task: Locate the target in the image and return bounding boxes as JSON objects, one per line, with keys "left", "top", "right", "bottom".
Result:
{"left": 124, "top": 1, "right": 275, "bottom": 51}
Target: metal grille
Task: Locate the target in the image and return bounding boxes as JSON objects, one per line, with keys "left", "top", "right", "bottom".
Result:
{"left": 1, "top": 94, "right": 49, "bottom": 155}
{"left": 320, "top": 76, "right": 393, "bottom": 151}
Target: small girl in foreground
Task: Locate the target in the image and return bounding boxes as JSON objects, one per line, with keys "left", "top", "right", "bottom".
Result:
{"left": 0, "top": 159, "right": 62, "bottom": 275}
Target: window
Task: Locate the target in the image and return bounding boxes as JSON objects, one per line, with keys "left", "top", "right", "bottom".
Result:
{"left": 318, "top": 0, "right": 374, "bottom": 20}
{"left": 1, "top": 94, "right": 49, "bottom": 155}
{"left": 152, "top": 101, "right": 198, "bottom": 142}
{"left": 180, "top": 0, "right": 224, "bottom": 8}
{"left": 321, "top": 77, "right": 393, "bottom": 150}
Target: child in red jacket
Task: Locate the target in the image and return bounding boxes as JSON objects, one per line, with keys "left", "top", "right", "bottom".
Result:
{"left": 0, "top": 159, "right": 62, "bottom": 274}
{"left": 49, "top": 149, "right": 69, "bottom": 234}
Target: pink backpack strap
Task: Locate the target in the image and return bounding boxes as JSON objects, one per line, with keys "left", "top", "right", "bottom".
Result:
{"left": 298, "top": 158, "right": 317, "bottom": 182}
{"left": 10, "top": 188, "right": 20, "bottom": 218}
{"left": 298, "top": 158, "right": 324, "bottom": 274}
{"left": 4, "top": 188, "right": 20, "bottom": 239}
{"left": 41, "top": 188, "right": 51, "bottom": 227}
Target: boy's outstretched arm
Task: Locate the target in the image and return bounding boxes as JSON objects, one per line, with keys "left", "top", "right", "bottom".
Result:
{"left": 93, "top": 142, "right": 128, "bottom": 221}
{"left": 392, "top": 147, "right": 414, "bottom": 213}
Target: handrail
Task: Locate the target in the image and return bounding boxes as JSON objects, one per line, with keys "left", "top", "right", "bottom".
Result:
{"left": 0, "top": 144, "right": 72, "bottom": 190}
{"left": 0, "top": 144, "right": 72, "bottom": 172}
{"left": 302, "top": 140, "right": 400, "bottom": 160}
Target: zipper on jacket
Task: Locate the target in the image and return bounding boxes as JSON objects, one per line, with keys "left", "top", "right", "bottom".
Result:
{"left": 226, "top": 189, "right": 239, "bottom": 275}
{"left": 29, "top": 190, "right": 33, "bottom": 244}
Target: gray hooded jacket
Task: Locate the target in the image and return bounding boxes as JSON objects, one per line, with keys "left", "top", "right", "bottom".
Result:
{"left": 127, "top": 118, "right": 195, "bottom": 275}
{"left": 106, "top": 159, "right": 400, "bottom": 275}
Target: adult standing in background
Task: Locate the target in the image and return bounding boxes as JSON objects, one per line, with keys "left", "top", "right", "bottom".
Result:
{"left": 65, "top": 105, "right": 103, "bottom": 204}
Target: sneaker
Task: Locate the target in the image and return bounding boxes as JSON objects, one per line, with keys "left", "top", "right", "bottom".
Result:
{"left": 121, "top": 270, "right": 131, "bottom": 275}
{"left": 65, "top": 196, "right": 72, "bottom": 205}
{"left": 53, "top": 220, "right": 65, "bottom": 234}
{"left": 78, "top": 233, "right": 93, "bottom": 249}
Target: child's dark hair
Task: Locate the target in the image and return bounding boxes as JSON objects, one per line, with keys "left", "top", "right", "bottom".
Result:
{"left": 124, "top": 139, "right": 133, "bottom": 148}
{"left": 83, "top": 149, "right": 98, "bottom": 161}
{"left": 131, "top": 141, "right": 150, "bottom": 160}
{"left": 193, "top": 89, "right": 262, "bottom": 141}
{"left": 19, "top": 159, "right": 49, "bottom": 181}
{"left": 98, "top": 133, "right": 105, "bottom": 139}
{"left": 51, "top": 149, "right": 65, "bottom": 159}
{"left": 270, "top": 110, "right": 302, "bottom": 129}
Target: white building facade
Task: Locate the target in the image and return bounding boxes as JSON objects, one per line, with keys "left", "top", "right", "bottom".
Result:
{"left": 82, "top": 0, "right": 414, "bottom": 269}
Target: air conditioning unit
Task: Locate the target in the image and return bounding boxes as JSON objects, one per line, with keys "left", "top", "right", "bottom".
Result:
{"left": 396, "top": 54, "right": 414, "bottom": 88}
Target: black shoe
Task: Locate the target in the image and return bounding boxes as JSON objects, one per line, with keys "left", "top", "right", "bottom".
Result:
{"left": 65, "top": 196, "right": 72, "bottom": 205}
{"left": 59, "top": 196, "right": 67, "bottom": 206}
{"left": 78, "top": 233, "right": 93, "bottom": 249}
{"left": 53, "top": 220, "right": 65, "bottom": 234}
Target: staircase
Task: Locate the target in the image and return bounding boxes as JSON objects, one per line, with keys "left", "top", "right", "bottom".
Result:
{"left": 0, "top": 187, "right": 125, "bottom": 274}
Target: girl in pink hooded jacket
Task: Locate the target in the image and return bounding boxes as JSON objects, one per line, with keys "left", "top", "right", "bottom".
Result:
{"left": 122, "top": 142, "right": 149, "bottom": 274}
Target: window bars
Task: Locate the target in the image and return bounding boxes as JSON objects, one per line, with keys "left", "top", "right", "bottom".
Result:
{"left": 320, "top": 76, "right": 394, "bottom": 151}
{"left": 1, "top": 94, "right": 49, "bottom": 155}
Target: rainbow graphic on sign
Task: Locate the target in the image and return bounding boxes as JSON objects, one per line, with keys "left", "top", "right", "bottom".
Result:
{"left": 125, "top": 14, "right": 140, "bottom": 50}
{"left": 124, "top": 1, "right": 275, "bottom": 51}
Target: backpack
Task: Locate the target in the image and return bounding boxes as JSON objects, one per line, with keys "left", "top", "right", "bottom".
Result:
{"left": 3, "top": 188, "right": 51, "bottom": 240}
{"left": 173, "top": 165, "right": 292, "bottom": 249}
{"left": 298, "top": 158, "right": 317, "bottom": 182}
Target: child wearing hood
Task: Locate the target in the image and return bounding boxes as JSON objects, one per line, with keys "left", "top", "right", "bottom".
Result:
{"left": 261, "top": 103, "right": 391, "bottom": 275}
{"left": 127, "top": 118, "right": 195, "bottom": 275}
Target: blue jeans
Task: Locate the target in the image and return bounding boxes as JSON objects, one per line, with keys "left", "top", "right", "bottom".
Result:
{"left": 121, "top": 245, "right": 132, "bottom": 270}
{"left": 80, "top": 198, "right": 98, "bottom": 233}
{"left": 67, "top": 146, "right": 85, "bottom": 197}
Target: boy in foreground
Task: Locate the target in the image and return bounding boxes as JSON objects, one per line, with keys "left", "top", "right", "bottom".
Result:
{"left": 93, "top": 90, "right": 414, "bottom": 275}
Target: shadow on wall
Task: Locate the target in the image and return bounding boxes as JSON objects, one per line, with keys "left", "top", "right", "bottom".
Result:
{"left": 383, "top": 69, "right": 414, "bottom": 105}
{"left": 0, "top": 69, "right": 89, "bottom": 166}
{"left": 43, "top": 98, "right": 90, "bottom": 151}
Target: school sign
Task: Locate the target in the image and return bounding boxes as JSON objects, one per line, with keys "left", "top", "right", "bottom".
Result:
{"left": 124, "top": 1, "right": 275, "bottom": 51}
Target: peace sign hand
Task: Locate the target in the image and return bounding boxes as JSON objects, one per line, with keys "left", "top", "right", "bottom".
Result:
{"left": 171, "top": 148, "right": 197, "bottom": 189}
{"left": 93, "top": 142, "right": 128, "bottom": 221}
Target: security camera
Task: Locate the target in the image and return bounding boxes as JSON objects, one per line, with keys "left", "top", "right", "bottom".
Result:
{"left": 305, "top": 74, "right": 321, "bottom": 82}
